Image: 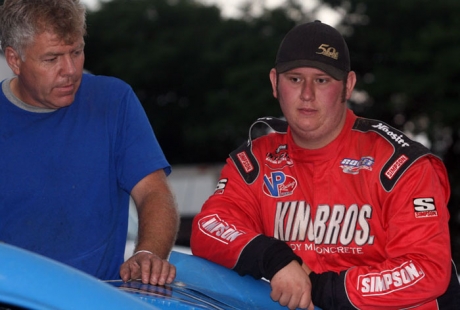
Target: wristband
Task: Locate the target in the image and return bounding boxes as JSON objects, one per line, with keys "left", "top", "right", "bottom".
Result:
{"left": 133, "top": 250, "right": 154, "bottom": 256}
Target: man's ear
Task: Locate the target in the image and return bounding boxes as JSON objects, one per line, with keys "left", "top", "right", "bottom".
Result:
{"left": 345, "top": 71, "right": 357, "bottom": 100}
{"left": 269, "top": 68, "right": 278, "bottom": 99}
{"left": 4, "top": 46, "right": 22, "bottom": 76}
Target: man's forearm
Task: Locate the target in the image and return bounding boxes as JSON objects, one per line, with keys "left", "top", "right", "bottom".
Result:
{"left": 135, "top": 192, "right": 179, "bottom": 258}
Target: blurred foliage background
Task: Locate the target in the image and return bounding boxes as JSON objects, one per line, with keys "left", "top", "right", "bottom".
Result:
{"left": 22, "top": 0, "right": 460, "bottom": 266}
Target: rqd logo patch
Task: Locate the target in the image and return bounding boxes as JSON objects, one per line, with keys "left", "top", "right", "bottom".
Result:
{"left": 340, "top": 156, "right": 374, "bottom": 175}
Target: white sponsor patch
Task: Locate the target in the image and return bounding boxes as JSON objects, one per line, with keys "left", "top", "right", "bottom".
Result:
{"left": 358, "top": 261, "right": 425, "bottom": 296}
{"left": 197, "top": 214, "right": 245, "bottom": 244}
{"left": 371, "top": 123, "right": 410, "bottom": 147}
{"left": 413, "top": 197, "right": 438, "bottom": 218}
{"left": 214, "top": 178, "right": 228, "bottom": 195}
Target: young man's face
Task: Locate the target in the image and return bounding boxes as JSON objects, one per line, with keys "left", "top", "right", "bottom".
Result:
{"left": 6, "top": 31, "right": 85, "bottom": 109}
{"left": 269, "top": 66, "right": 356, "bottom": 149}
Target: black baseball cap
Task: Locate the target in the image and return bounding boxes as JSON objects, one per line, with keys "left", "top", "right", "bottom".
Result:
{"left": 275, "top": 20, "right": 350, "bottom": 80}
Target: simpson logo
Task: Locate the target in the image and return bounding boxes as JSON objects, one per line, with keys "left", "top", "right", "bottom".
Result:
{"left": 263, "top": 172, "right": 297, "bottom": 197}
{"left": 198, "top": 214, "right": 245, "bottom": 244}
{"left": 413, "top": 197, "right": 438, "bottom": 218}
{"left": 214, "top": 178, "right": 228, "bottom": 195}
{"left": 236, "top": 151, "right": 253, "bottom": 173}
{"left": 385, "top": 155, "right": 408, "bottom": 179}
{"left": 358, "top": 261, "right": 425, "bottom": 296}
{"left": 340, "top": 156, "right": 374, "bottom": 175}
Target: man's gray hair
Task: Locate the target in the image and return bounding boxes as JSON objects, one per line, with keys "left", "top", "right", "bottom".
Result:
{"left": 0, "top": 0, "right": 87, "bottom": 58}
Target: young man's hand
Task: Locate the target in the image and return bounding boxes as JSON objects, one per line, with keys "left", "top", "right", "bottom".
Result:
{"left": 270, "top": 260, "right": 315, "bottom": 310}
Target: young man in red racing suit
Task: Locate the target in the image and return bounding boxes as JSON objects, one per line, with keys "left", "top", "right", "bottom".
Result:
{"left": 190, "top": 21, "right": 460, "bottom": 309}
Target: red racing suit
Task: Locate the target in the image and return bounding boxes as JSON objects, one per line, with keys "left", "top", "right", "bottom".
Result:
{"left": 191, "top": 109, "right": 460, "bottom": 309}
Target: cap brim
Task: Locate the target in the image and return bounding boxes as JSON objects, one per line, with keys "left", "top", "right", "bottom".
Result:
{"left": 275, "top": 60, "right": 347, "bottom": 80}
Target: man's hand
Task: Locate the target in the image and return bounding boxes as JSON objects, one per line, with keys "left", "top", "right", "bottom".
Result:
{"left": 270, "top": 260, "right": 315, "bottom": 310}
{"left": 120, "top": 251, "right": 176, "bottom": 285}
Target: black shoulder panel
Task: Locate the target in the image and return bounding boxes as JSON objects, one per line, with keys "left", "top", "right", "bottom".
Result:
{"left": 230, "top": 117, "right": 288, "bottom": 184}
{"left": 353, "top": 118, "right": 431, "bottom": 192}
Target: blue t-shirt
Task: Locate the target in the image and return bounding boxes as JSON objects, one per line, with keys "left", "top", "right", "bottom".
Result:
{"left": 0, "top": 74, "right": 170, "bottom": 280}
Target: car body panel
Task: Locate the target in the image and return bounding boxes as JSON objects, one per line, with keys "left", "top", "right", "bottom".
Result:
{"left": 108, "top": 251, "right": 290, "bottom": 309}
{"left": 0, "top": 243, "right": 158, "bottom": 310}
{"left": 0, "top": 243, "right": 320, "bottom": 309}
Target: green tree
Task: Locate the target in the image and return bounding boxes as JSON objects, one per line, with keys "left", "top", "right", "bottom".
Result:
{"left": 85, "top": 0, "right": 301, "bottom": 164}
